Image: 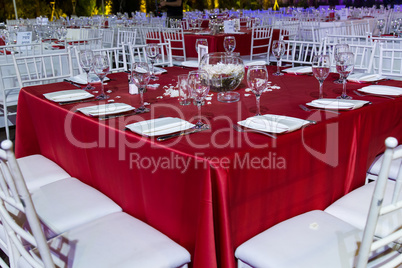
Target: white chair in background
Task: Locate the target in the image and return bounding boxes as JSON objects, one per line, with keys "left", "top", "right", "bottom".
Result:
{"left": 236, "top": 137, "right": 402, "bottom": 268}
{"left": 350, "top": 19, "right": 371, "bottom": 36}
{"left": 79, "top": 27, "right": 100, "bottom": 39}
{"left": 365, "top": 145, "right": 402, "bottom": 183}
{"left": 101, "top": 28, "right": 115, "bottom": 48}
{"left": 127, "top": 41, "right": 173, "bottom": 67}
{"left": 92, "top": 46, "right": 128, "bottom": 73}
{"left": 278, "top": 21, "right": 300, "bottom": 40}
{"left": 117, "top": 28, "right": 137, "bottom": 46}
{"left": 370, "top": 42, "right": 402, "bottom": 79}
{"left": 67, "top": 37, "right": 103, "bottom": 51}
{"left": 12, "top": 48, "right": 74, "bottom": 88}
{"left": 0, "top": 140, "right": 191, "bottom": 268}
{"left": 142, "top": 27, "right": 164, "bottom": 44}
{"left": 249, "top": 24, "right": 274, "bottom": 63}
{"left": 280, "top": 39, "right": 323, "bottom": 67}
{"left": 161, "top": 27, "right": 186, "bottom": 62}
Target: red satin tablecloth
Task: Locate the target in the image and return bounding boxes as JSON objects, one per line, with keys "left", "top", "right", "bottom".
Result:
{"left": 15, "top": 67, "right": 402, "bottom": 268}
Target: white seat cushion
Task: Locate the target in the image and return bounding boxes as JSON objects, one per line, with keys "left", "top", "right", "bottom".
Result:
{"left": 235, "top": 210, "right": 363, "bottom": 268}
{"left": 325, "top": 181, "right": 402, "bottom": 239}
{"left": 31, "top": 177, "right": 122, "bottom": 236}
{"left": 367, "top": 145, "right": 402, "bottom": 180}
{"left": 17, "top": 155, "right": 70, "bottom": 192}
{"left": 20, "top": 212, "right": 191, "bottom": 268}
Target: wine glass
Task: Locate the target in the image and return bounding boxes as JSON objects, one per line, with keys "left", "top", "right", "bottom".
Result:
{"left": 377, "top": 19, "right": 385, "bottom": 37}
{"left": 333, "top": 44, "right": 349, "bottom": 84}
{"left": 195, "top": 39, "right": 208, "bottom": 54}
{"left": 146, "top": 43, "right": 160, "bottom": 81}
{"left": 131, "top": 62, "right": 151, "bottom": 113}
{"left": 391, "top": 20, "right": 400, "bottom": 36}
{"left": 92, "top": 54, "right": 110, "bottom": 100}
{"left": 336, "top": 52, "right": 354, "bottom": 100}
{"left": 223, "top": 36, "right": 236, "bottom": 54}
{"left": 188, "top": 70, "right": 210, "bottom": 130}
{"left": 272, "top": 40, "right": 285, "bottom": 76}
{"left": 247, "top": 65, "right": 269, "bottom": 116}
{"left": 79, "top": 50, "right": 95, "bottom": 90}
{"left": 312, "top": 54, "right": 331, "bottom": 99}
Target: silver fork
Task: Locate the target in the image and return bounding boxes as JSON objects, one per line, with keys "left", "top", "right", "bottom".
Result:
{"left": 299, "top": 104, "right": 340, "bottom": 115}
{"left": 353, "top": 90, "right": 395, "bottom": 100}
{"left": 233, "top": 124, "right": 277, "bottom": 139}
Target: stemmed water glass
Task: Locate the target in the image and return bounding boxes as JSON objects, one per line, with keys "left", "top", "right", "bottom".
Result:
{"left": 272, "top": 40, "right": 285, "bottom": 76}
{"left": 195, "top": 39, "right": 208, "bottom": 54}
{"left": 92, "top": 54, "right": 110, "bottom": 100}
{"left": 79, "top": 50, "right": 95, "bottom": 90}
{"left": 336, "top": 52, "right": 354, "bottom": 100}
{"left": 131, "top": 62, "right": 151, "bottom": 113}
{"left": 247, "top": 65, "right": 269, "bottom": 116}
{"left": 333, "top": 43, "right": 349, "bottom": 84}
{"left": 146, "top": 43, "right": 160, "bottom": 80}
{"left": 188, "top": 70, "right": 210, "bottom": 130}
{"left": 377, "top": 19, "right": 385, "bottom": 37}
{"left": 223, "top": 36, "right": 236, "bottom": 54}
{"left": 312, "top": 54, "right": 331, "bottom": 99}
{"left": 391, "top": 19, "right": 400, "bottom": 36}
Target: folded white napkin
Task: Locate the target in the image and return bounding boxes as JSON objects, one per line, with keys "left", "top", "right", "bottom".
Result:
{"left": 43, "top": 90, "right": 94, "bottom": 102}
{"left": 307, "top": 99, "right": 370, "bottom": 110}
{"left": 181, "top": 61, "right": 199, "bottom": 68}
{"left": 77, "top": 103, "right": 134, "bottom": 116}
{"left": 282, "top": 66, "right": 312, "bottom": 74}
{"left": 68, "top": 73, "right": 110, "bottom": 84}
{"left": 153, "top": 67, "right": 167, "bottom": 75}
{"left": 126, "top": 117, "right": 195, "bottom": 136}
{"left": 244, "top": 61, "right": 267, "bottom": 67}
{"left": 347, "top": 73, "right": 383, "bottom": 83}
{"left": 238, "top": 114, "right": 311, "bottom": 134}
{"left": 358, "top": 85, "right": 402, "bottom": 96}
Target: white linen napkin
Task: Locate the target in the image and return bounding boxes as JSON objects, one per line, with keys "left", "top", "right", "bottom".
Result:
{"left": 238, "top": 114, "right": 311, "bottom": 134}
{"left": 126, "top": 117, "right": 195, "bottom": 136}
{"left": 282, "top": 66, "right": 312, "bottom": 74}
{"left": 244, "top": 61, "right": 267, "bottom": 67}
{"left": 43, "top": 90, "right": 94, "bottom": 102}
{"left": 153, "top": 67, "right": 168, "bottom": 75}
{"left": 347, "top": 73, "right": 383, "bottom": 83}
{"left": 358, "top": 85, "right": 402, "bottom": 96}
{"left": 181, "top": 61, "right": 199, "bottom": 68}
{"left": 307, "top": 99, "right": 370, "bottom": 110}
{"left": 77, "top": 103, "right": 134, "bottom": 116}
{"left": 68, "top": 73, "right": 110, "bottom": 84}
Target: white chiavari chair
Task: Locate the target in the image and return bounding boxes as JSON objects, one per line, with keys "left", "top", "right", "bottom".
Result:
{"left": 79, "top": 27, "right": 100, "bottom": 39}
{"left": 250, "top": 24, "right": 274, "bottom": 63}
{"left": 66, "top": 37, "right": 102, "bottom": 51}
{"left": 117, "top": 28, "right": 137, "bottom": 47}
{"left": 236, "top": 137, "right": 402, "bottom": 268}
{"left": 142, "top": 27, "right": 163, "bottom": 44}
{"left": 350, "top": 19, "right": 371, "bottom": 36}
{"left": 370, "top": 42, "right": 402, "bottom": 78}
{"left": 162, "top": 27, "right": 186, "bottom": 62}
{"left": 0, "top": 140, "right": 191, "bottom": 268}
{"left": 280, "top": 39, "right": 323, "bottom": 67}
{"left": 365, "top": 145, "right": 402, "bottom": 183}
{"left": 92, "top": 46, "right": 128, "bottom": 73}
{"left": 12, "top": 48, "right": 74, "bottom": 88}
{"left": 127, "top": 41, "right": 173, "bottom": 67}
{"left": 101, "top": 28, "right": 115, "bottom": 48}
{"left": 278, "top": 21, "right": 300, "bottom": 41}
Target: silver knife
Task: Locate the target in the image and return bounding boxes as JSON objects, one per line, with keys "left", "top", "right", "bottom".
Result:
{"left": 157, "top": 128, "right": 206, "bottom": 141}
{"left": 63, "top": 79, "right": 82, "bottom": 88}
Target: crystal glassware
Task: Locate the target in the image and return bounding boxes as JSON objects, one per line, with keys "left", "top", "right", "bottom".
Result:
{"left": 188, "top": 70, "right": 210, "bottom": 129}
{"left": 79, "top": 50, "right": 95, "bottom": 90}
{"left": 92, "top": 54, "right": 110, "bottom": 100}
{"left": 272, "top": 40, "right": 285, "bottom": 76}
{"left": 131, "top": 62, "right": 151, "bottom": 113}
{"left": 146, "top": 43, "right": 160, "bottom": 81}
{"left": 312, "top": 54, "right": 331, "bottom": 99}
{"left": 247, "top": 65, "right": 269, "bottom": 116}
{"left": 333, "top": 43, "right": 349, "bottom": 84}
{"left": 195, "top": 38, "right": 208, "bottom": 54}
{"left": 377, "top": 19, "right": 385, "bottom": 37}
{"left": 336, "top": 52, "right": 354, "bottom": 100}
{"left": 223, "top": 36, "right": 236, "bottom": 54}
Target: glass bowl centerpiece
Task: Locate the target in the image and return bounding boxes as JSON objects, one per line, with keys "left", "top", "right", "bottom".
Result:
{"left": 199, "top": 52, "right": 245, "bottom": 103}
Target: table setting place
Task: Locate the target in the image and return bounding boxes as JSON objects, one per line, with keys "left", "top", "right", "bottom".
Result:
{"left": 357, "top": 85, "right": 402, "bottom": 97}
{"left": 43, "top": 89, "right": 99, "bottom": 105}
{"left": 282, "top": 66, "right": 313, "bottom": 75}
{"left": 347, "top": 73, "right": 385, "bottom": 83}
{"left": 65, "top": 73, "right": 110, "bottom": 85}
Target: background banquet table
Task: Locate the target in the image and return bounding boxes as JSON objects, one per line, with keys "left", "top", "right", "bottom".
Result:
{"left": 15, "top": 66, "right": 402, "bottom": 268}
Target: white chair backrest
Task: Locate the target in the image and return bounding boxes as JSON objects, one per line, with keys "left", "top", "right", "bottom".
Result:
{"left": 92, "top": 46, "right": 128, "bottom": 73}
{"left": 12, "top": 48, "right": 74, "bottom": 88}
{"left": 278, "top": 21, "right": 300, "bottom": 40}
{"left": 142, "top": 27, "right": 163, "bottom": 44}
{"left": 350, "top": 19, "right": 371, "bottom": 36}
{"left": 0, "top": 140, "right": 55, "bottom": 268}
{"left": 162, "top": 28, "right": 186, "bottom": 61}
{"left": 250, "top": 24, "right": 274, "bottom": 61}
{"left": 80, "top": 28, "right": 101, "bottom": 39}
{"left": 117, "top": 28, "right": 137, "bottom": 46}
{"left": 326, "top": 33, "right": 371, "bottom": 46}
{"left": 356, "top": 137, "right": 402, "bottom": 268}
{"left": 101, "top": 28, "right": 115, "bottom": 48}
{"left": 67, "top": 37, "right": 103, "bottom": 51}
{"left": 127, "top": 41, "right": 173, "bottom": 67}
{"left": 280, "top": 39, "right": 323, "bottom": 67}
{"left": 371, "top": 42, "right": 402, "bottom": 78}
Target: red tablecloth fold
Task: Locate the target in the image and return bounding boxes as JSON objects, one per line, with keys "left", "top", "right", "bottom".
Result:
{"left": 16, "top": 67, "right": 402, "bottom": 268}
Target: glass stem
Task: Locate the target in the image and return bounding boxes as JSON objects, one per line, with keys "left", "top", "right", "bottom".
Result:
{"left": 276, "top": 63, "right": 280, "bottom": 74}
{"left": 342, "top": 78, "right": 347, "bottom": 98}
{"left": 86, "top": 71, "right": 91, "bottom": 89}
{"left": 151, "top": 60, "right": 155, "bottom": 76}
{"left": 197, "top": 102, "right": 202, "bottom": 126}
{"left": 255, "top": 94, "right": 261, "bottom": 116}
{"left": 100, "top": 79, "right": 105, "bottom": 97}
{"left": 319, "top": 81, "right": 324, "bottom": 99}
{"left": 139, "top": 88, "right": 145, "bottom": 109}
